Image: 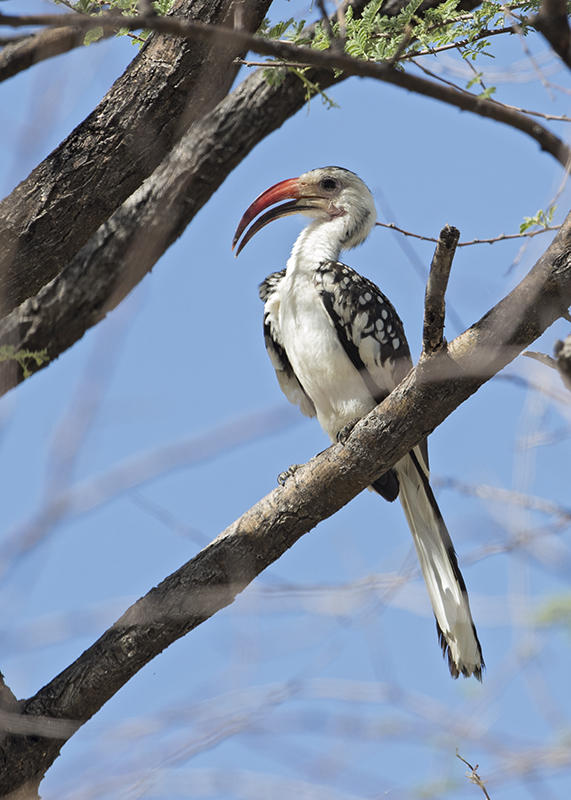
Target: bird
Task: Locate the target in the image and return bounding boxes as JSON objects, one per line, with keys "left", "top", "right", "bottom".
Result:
{"left": 232, "top": 166, "right": 483, "bottom": 680}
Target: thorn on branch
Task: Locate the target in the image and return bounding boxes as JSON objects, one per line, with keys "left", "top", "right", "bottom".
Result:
{"left": 422, "top": 224, "right": 460, "bottom": 355}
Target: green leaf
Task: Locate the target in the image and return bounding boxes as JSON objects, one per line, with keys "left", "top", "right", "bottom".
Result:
{"left": 84, "top": 26, "right": 104, "bottom": 45}
{"left": 478, "top": 85, "right": 496, "bottom": 99}
{"left": 520, "top": 205, "right": 557, "bottom": 233}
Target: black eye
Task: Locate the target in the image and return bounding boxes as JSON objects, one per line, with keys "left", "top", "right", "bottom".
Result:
{"left": 320, "top": 177, "right": 338, "bottom": 191}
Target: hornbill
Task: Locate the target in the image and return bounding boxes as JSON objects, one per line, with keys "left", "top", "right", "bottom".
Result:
{"left": 232, "top": 166, "right": 483, "bottom": 680}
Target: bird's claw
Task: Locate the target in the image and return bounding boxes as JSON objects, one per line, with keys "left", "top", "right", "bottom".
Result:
{"left": 277, "top": 464, "right": 301, "bottom": 485}
{"left": 336, "top": 418, "right": 360, "bottom": 445}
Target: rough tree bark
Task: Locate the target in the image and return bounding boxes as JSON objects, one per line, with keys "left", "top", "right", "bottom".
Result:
{"left": 0, "top": 0, "right": 272, "bottom": 313}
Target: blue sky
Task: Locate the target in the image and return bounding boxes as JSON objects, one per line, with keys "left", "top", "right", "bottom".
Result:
{"left": 1, "top": 2, "right": 571, "bottom": 798}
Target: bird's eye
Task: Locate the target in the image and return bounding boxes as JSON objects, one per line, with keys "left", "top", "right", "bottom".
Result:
{"left": 320, "top": 177, "right": 338, "bottom": 191}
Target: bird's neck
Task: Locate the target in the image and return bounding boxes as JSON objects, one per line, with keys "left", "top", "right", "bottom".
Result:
{"left": 287, "top": 219, "right": 344, "bottom": 275}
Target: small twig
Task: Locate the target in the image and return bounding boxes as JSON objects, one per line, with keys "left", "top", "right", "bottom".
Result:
{"left": 236, "top": 58, "right": 311, "bottom": 69}
{"left": 375, "top": 220, "right": 561, "bottom": 246}
{"left": 400, "top": 25, "right": 515, "bottom": 60}
{"left": 456, "top": 752, "right": 492, "bottom": 800}
{"left": 422, "top": 224, "right": 460, "bottom": 354}
{"left": 387, "top": 22, "right": 413, "bottom": 67}
{"left": 459, "top": 226, "right": 563, "bottom": 245}
{"left": 335, "top": 0, "right": 347, "bottom": 43}
{"left": 522, "top": 350, "right": 559, "bottom": 369}
{"left": 315, "top": 0, "right": 337, "bottom": 45}
{"left": 421, "top": 54, "right": 571, "bottom": 123}
{"left": 502, "top": 3, "right": 555, "bottom": 97}
{"left": 412, "top": 57, "right": 571, "bottom": 122}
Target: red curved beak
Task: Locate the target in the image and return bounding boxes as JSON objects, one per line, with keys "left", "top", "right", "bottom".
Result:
{"left": 232, "top": 177, "right": 309, "bottom": 255}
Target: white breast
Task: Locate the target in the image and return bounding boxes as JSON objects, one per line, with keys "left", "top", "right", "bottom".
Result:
{"left": 276, "top": 271, "right": 377, "bottom": 440}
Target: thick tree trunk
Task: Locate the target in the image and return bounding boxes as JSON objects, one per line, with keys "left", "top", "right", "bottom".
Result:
{"left": 0, "top": 0, "right": 271, "bottom": 313}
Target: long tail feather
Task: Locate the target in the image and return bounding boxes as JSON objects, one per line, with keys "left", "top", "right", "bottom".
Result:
{"left": 396, "top": 449, "right": 484, "bottom": 680}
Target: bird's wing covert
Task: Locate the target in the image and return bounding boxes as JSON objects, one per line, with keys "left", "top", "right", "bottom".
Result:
{"left": 315, "top": 261, "right": 412, "bottom": 402}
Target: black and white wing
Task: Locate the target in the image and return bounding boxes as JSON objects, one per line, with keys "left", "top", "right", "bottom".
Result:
{"left": 315, "top": 261, "right": 413, "bottom": 502}
{"left": 315, "top": 261, "right": 413, "bottom": 403}
{"left": 259, "top": 270, "right": 316, "bottom": 419}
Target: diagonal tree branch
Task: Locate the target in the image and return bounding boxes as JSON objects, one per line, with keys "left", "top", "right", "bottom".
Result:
{"left": 0, "top": 0, "right": 273, "bottom": 314}
{"left": 0, "top": 211, "right": 569, "bottom": 798}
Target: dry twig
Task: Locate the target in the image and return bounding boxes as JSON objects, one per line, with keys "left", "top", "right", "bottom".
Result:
{"left": 457, "top": 752, "right": 492, "bottom": 799}
{"left": 375, "top": 220, "right": 561, "bottom": 246}
{"left": 422, "top": 225, "right": 459, "bottom": 354}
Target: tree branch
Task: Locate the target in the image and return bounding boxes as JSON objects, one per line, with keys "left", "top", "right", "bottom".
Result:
{"left": 533, "top": 0, "right": 571, "bottom": 68}
{"left": 0, "top": 25, "right": 110, "bottom": 84}
{"left": 0, "top": 0, "right": 273, "bottom": 314}
{"left": 0, "top": 212, "right": 569, "bottom": 797}
{"left": 0, "top": 67, "right": 310, "bottom": 394}
{"left": 422, "top": 224, "right": 459, "bottom": 354}
{"left": 2, "top": 10, "right": 569, "bottom": 171}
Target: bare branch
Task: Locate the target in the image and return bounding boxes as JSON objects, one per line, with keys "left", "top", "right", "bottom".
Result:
{"left": 315, "top": 0, "right": 337, "bottom": 46}
{"left": 401, "top": 24, "right": 515, "bottom": 60}
{"left": 410, "top": 57, "right": 571, "bottom": 122}
{"left": 0, "top": 25, "right": 110, "bottom": 83}
{"left": 422, "top": 224, "right": 459, "bottom": 355}
{"left": 456, "top": 752, "right": 492, "bottom": 800}
{"left": 522, "top": 349, "right": 559, "bottom": 369}
{"left": 375, "top": 220, "right": 562, "bottom": 246}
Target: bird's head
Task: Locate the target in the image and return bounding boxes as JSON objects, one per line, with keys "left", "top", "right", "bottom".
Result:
{"left": 232, "top": 167, "right": 377, "bottom": 255}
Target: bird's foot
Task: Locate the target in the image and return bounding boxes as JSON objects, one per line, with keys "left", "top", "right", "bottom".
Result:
{"left": 277, "top": 464, "right": 302, "bottom": 486}
{"left": 336, "top": 418, "right": 361, "bottom": 445}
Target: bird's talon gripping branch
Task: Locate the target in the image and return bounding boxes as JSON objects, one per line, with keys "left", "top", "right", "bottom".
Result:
{"left": 336, "top": 418, "right": 360, "bottom": 445}
{"left": 233, "top": 167, "right": 483, "bottom": 681}
{"left": 277, "top": 464, "right": 302, "bottom": 485}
